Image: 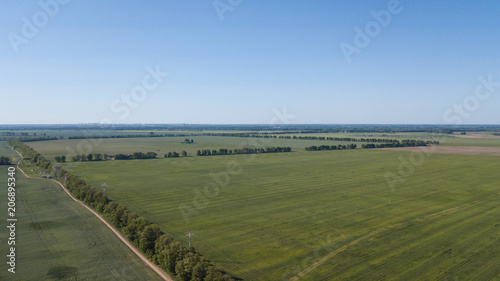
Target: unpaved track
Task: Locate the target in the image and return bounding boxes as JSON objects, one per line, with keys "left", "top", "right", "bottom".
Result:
{"left": 13, "top": 149, "right": 173, "bottom": 281}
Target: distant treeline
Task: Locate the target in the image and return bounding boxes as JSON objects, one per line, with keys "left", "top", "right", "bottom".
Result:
{"left": 70, "top": 153, "right": 108, "bottom": 162}
{"left": 114, "top": 152, "right": 158, "bottom": 160}
{"left": 165, "top": 151, "right": 188, "bottom": 158}
{"left": 196, "top": 147, "right": 292, "bottom": 156}
{"left": 2, "top": 123, "right": 500, "bottom": 133}
{"left": 361, "top": 139, "right": 436, "bottom": 148}
{"left": 281, "top": 135, "right": 403, "bottom": 143}
{"left": 7, "top": 139, "right": 237, "bottom": 281}
{"left": 0, "top": 136, "right": 60, "bottom": 142}
{"left": 305, "top": 144, "right": 357, "bottom": 151}
{"left": 67, "top": 133, "right": 193, "bottom": 139}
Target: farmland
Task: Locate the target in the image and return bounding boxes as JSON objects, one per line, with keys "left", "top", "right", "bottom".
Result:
{"left": 0, "top": 164, "right": 163, "bottom": 280}
{"left": 28, "top": 135, "right": 365, "bottom": 159}
{"left": 0, "top": 141, "right": 19, "bottom": 161}
{"left": 64, "top": 148, "right": 500, "bottom": 280}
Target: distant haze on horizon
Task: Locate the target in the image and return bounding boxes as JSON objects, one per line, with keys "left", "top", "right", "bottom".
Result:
{"left": 1, "top": 0, "right": 499, "bottom": 125}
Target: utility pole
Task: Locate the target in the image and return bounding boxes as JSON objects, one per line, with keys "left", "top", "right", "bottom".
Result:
{"left": 186, "top": 228, "right": 194, "bottom": 247}
{"left": 102, "top": 181, "right": 107, "bottom": 195}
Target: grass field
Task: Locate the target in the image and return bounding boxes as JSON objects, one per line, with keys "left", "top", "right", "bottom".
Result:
{"left": 0, "top": 141, "right": 20, "bottom": 162}
{"left": 438, "top": 136, "right": 500, "bottom": 147}
{"left": 29, "top": 136, "right": 367, "bottom": 159}
{"left": 65, "top": 149, "right": 500, "bottom": 280}
{"left": 0, "top": 165, "right": 163, "bottom": 280}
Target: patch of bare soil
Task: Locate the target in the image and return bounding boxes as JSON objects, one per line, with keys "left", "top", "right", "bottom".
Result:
{"left": 380, "top": 146, "right": 500, "bottom": 157}
{"left": 453, "top": 133, "right": 500, "bottom": 139}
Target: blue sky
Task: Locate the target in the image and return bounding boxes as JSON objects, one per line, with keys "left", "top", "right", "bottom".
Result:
{"left": 1, "top": 0, "right": 499, "bottom": 124}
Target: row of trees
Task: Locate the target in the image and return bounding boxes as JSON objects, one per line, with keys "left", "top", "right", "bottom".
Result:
{"left": 67, "top": 133, "right": 191, "bottom": 140}
{"left": 114, "top": 152, "right": 158, "bottom": 160}
{"left": 54, "top": 155, "right": 67, "bottom": 163}
{"left": 361, "top": 139, "right": 437, "bottom": 148}
{"left": 282, "top": 135, "right": 417, "bottom": 144}
{"left": 164, "top": 151, "right": 188, "bottom": 158}
{"left": 7, "top": 139, "right": 236, "bottom": 281}
{"left": 71, "top": 153, "right": 109, "bottom": 162}
{"left": 196, "top": 147, "right": 292, "bottom": 156}
{"left": 0, "top": 136, "right": 59, "bottom": 142}
{"left": 0, "top": 156, "right": 11, "bottom": 165}
{"left": 305, "top": 144, "right": 357, "bottom": 151}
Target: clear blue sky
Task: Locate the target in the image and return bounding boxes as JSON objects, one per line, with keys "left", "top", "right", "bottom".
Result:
{"left": 1, "top": 0, "right": 499, "bottom": 124}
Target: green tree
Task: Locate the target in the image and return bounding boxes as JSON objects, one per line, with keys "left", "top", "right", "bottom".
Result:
{"left": 139, "top": 224, "right": 163, "bottom": 257}
{"left": 0, "top": 156, "right": 11, "bottom": 165}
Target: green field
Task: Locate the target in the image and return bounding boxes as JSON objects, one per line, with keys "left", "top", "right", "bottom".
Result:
{"left": 65, "top": 149, "right": 500, "bottom": 280}
{"left": 437, "top": 136, "right": 500, "bottom": 147}
{"left": 0, "top": 141, "right": 20, "bottom": 162}
{"left": 0, "top": 166, "right": 163, "bottom": 280}
{"left": 29, "top": 136, "right": 366, "bottom": 159}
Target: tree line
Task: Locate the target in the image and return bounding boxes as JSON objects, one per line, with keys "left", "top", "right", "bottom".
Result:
{"left": 280, "top": 135, "right": 438, "bottom": 145}
{"left": 305, "top": 144, "right": 357, "bottom": 151}
{"left": 0, "top": 156, "right": 12, "bottom": 165}
{"left": 67, "top": 133, "right": 192, "bottom": 140}
{"left": 165, "top": 151, "right": 188, "bottom": 158}
{"left": 71, "top": 153, "right": 108, "bottom": 162}
{"left": 361, "top": 139, "right": 434, "bottom": 148}
{"left": 197, "top": 147, "right": 292, "bottom": 156}
{"left": 7, "top": 139, "right": 237, "bottom": 281}
{"left": 0, "top": 136, "right": 59, "bottom": 142}
{"left": 114, "top": 152, "right": 158, "bottom": 160}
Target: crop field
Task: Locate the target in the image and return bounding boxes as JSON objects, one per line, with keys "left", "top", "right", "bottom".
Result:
{"left": 64, "top": 148, "right": 500, "bottom": 280}
{"left": 437, "top": 136, "right": 500, "bottom": 147}
{"left": 0, "top": 141, "right": 19, "bottom": 161}
{"left": 28, "top": 136, "right": 365, "bottom": 159}
{"left": 0, "top": 166, "right": 163, "bottom": 280}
